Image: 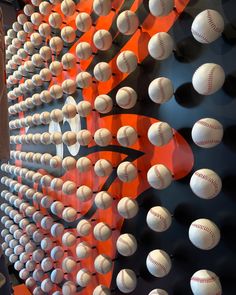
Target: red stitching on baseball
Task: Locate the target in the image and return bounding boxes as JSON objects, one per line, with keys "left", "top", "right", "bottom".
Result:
{"left": 118, "top": 236, "right": 133, "bottom": 255}
{"left": 97, "top": 63, "right": 104, "bottom": 81}
{"left": 157, "top": 78, "right": 166, "bottom": 103}
{"left": 157, "top": 33, "right": 165, "bottom": 59}
{"left": 119, "top": 88, "right": 132, "bottom": 107}
{"left": 207, "top": 10, "right": 222, "bottom": 33}
{"left": 123, "top": 126, "right": 130, "bottom": 146}
{"left": 153, "top": 165, "right": 165, "bottom": 189}
{"left": 192, "top": 28, "right": 210, "bottom": 43}
{"left": 191, "top": 276, "right": 218, "bottom": 283}
{"left": 99, "top": 30, "right": 105, "bottom": 49}
{"left": 78, "top": 14, "right": 84, "bottom": 31}
{"left": 206, "top": 65, "right": 217, "bottom": 95}
{"left": 194, "top": 171, "right": 219, "bottom": 196}
{"left": 148, "top": 253, "right": 167, "bottom": 275}
{"left": 197, "top": 120, "right": 222, "bottom": 130}
{"left": 157, "top": 122, "right": 165, "bottom": 146}
{"left": 150, "top": 208, "right": 167, "bottom": 229}
{"left": 191, "top": 223, "right": 216, "bottom": 249}
{"left": 123, "top": 164, "right": 130, "bottom": 182}
{"left": 124, "top": 10, "right": 131, "bottom": 34}
{"left": 122, "top": 52, "right": 131, "bottom": 73}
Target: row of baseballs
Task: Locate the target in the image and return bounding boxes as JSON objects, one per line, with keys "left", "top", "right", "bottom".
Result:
{"left": 9, "top": 116, "right": 224, "bottom": 150}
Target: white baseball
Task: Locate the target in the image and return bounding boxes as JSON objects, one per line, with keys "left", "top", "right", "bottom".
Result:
{"left": 61, "top": 26, "right": 76, "bottom": 43}
{"left": 94, "top": 62, "right": 112, "bottom": 81}
{"left": 116, "top": 87, "right": 137, "bottom": 109}
{"left": 38, "top": 23, "right": 51, "bottom": 38}
{"left": 40, "top": 68, "right": 52, "bottom": 81}
{"left": 148, "top": 32, "right": 174, "bottom": 60}
{"left": 49, "top": 36, "right": 63, "bottom": 54}
{"left": 93, "top": 0, "right": 111, "bottom": 16}
{"left": 117, "top": 125, "right": 138, "bottom": 147}
{"left": 62, "top": 181, "right": 77, "bottom": 195}
{"left": 50, "top": 246, "right": 64, "bottom": 261}
{"left": 117, "top": 197, "right": 139, "bottom": 219}
{"left": 76, "top": 185, "right": 93, "bottom": 202}
{"left": 94, "top": 254, "right": 112, "bottom": 274}
{"left": 77, "top": 100, "right": 92, "bottom": 117}
{"left": 190, "top": 269, "right": 222, "bottom": 295}
{"left": 191, "top": 10, "right": 224, "bottom": 44}
{"left": 117, "top": 10, "right": 139, "bottom": 35}
{"left": 51, "top": 269, "right": 64, "bottom": 284}
{"left": 50, "top": 155, "right": 62, "bottom": 168}
{"left": 146, "top": 206, "right": 172, "bottom": 232}
{"left": 62, "top": 256, "right": 77, "bottom": 273}
{"left": 94, "top": 128, "right": 112, "bottom": 146}
{"left": 117, "top": 161, "right": 138, "bottom": 182}
{"left": 30, "top": 32, "right": 43, "bottom": 46}
{"left": 62, "top": 156, "right": 76, "bottom": 170}
{"left": 62, "top": 53, "right": 76, "bottom": 70}
{"left": 77, "top": 130, "right": 93, "bottom": 146}
{"left": 146, "top": 249, "right": 171, "bottom": 277}
{"left": 190, "top": 168, "right": 222, "bottom": 199}
{"left": 31, "top": 12, "right": 43, "bottom": 26}
{"left": 24, "top": 4, "right": 34, "bottom": 16}
{"left": 50, "top": 85, "right": 63, "bottom": 99}
{"left": 23, "top": 22, "right": 34, "bottom": 34}
{"left": 116, "top": 50, "right": 138, "bottom": 74}
{"left": 50, "top": 201, "right": 64, "bottom": 216}
{"left": 51, "top": 132, "right": 63, "bottom": 145}
{"left": 93, "top": 285, "right": 111, "bottom": 295}
{"left": 76, "top": 71, "right": 92, "bottom": 88}
{"left": 94, "top": 191, "right": 113, "bottom": 209}
{"left": 189, "top": 218, "right": 220, "bottom": 250}
{"left": 149, "top": 289, "right": 168, "bottom": 295}
{"left": 49, "top": 13, "right": 62, "bottom": 29}
{"left": 147, "top": 164, "right": 173, "bottom": 189}
{"left": 93, "top": 222, "right": 112, "bottom": 241}
{"left": 148, "top": 77, "right": 174, "bottom": 104}
{"left": 76, "top": 269, "right": 91, "bottom": 287}
{"left": 62, "top": 79, "right": 76, "bottom": 94}
{"left": 41, "top": 257, "right": 54, "bottom": 272}
{"left": 116, "top": 269, "right": 137, "bottom": 293}
{"left": 192, "top": 63, "right": 225, "bottom": 95}
{"left": 61, "top": 0, "right": 76, "bottom": 16}
{"left": 39, "top": 1, "right": 52, "bottom": 15}
{"left": 76, "top": 42, "right": 92, "bottom": 60}
{"left": 62, "top": 131, "right": 77, "bottom": 146}
{"left": 76, "top": 12, "right": 92, "bottom": 32}
{"left": 51, "top": 223, "right": 64, "bottom": 238}
{"left": 77, "top": 219, "right": 92, "bottom": 236}
{"left": 94, "top": 94, "right": 113, "bottom": 113}
{"left": 62, "top": 207, "right": 77, "bottom": 222}
{"left": 94, "top": 159, "right": 113, "bottom": 177}
{"left": 41, "top": 216, "right": 53, "bottom": 230}
{"left": 76, "top": 157, "right": 92, "bottom": 173}
{"left": 148, "top": 121, "right": 173, "bottom": 146}
{"left": 62, "top": 231, "right": 76, "bottom": 247}
{"left": 149, "top": 0, "right": 174, "bottom": 16}
{"left": 192, "top": 118, "right": 223, "bottom": 148}
{"left": 93, "top": 29, "right": 112, "bottom": 51}
{"left": 62, "top": 281, "right": 76, "bottom": 295}
{"left": 49, "top": 61, "right": 63, "bottom": 76}
{"left": 76, "top": 241, "right": 91, "bottom": 259}
{"left": 50, "top": 109, "right": 63, "bottom": 122}
{"left": 116, "top": 233, "right": 137, "bottom": 256}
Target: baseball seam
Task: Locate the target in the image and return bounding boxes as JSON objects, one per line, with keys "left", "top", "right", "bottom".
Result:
{"left": 197, "top": 120, "right": 222, "bottom": 130}
{"left": 192, "top": 28, "right": 210, "bottom": 43}
{"left": 158, "top": 77, "right": 166, "bottom": 103}
{"left": 191, "top": 276, "right": 218, "bottom": 283}
{"left": 194, "top": 171, "right": 219, "bottom": 197}
{"left": 157, "top": 33, "right": 165, "bottom": 59}
{"left": 121, "top": 270, "right": 130, "bottom": 292}
{"left": 98, "top": 30, "right": 105, "bottom": 49}
{"left": 124, "top": 11, "right": 131, "bottom": 34}
{"left": 118, "top": 236, "right": 132, "bottom": 255}
{"left": 191, "top": 223, "right": 216, "bottom": 248}
{"left": 150, "top": 208, "right": 167, "bottom": 230}
{"left": 207, "top": 10, "right": 222, "bottom": 33}
{"left": 122, "top": 52, "right": 131, "bottom": 73}
{"left": 119, "top": 88, "right": 132, "bottom": 107}
{"left": 157, "top": 122, "right": 165, "bottom": 146}
{"left": 207, "top": 66, "right": 217, "bottom": 95}
{"left": 148, "top": 253, "right": 167, "bottom": 275}
{"left": 123, "top": 126, "right": 130, "bottom": 146}
{"left": 153, "top": 166, "right": 165, "bottom": 189}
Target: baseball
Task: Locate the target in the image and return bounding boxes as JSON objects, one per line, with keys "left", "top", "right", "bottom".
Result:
{"left": 77, "top": 130, "right": 93, "bottom": 146}
{"left": 62, "top": 207, "right": 77, "bottom": 222}
{"left": 40, "top": 112, "right": 51, "bottom": 124}
{"left": 116, "top": 86, "right": 137, "bottom": 109}
{"left": 62, "top": 53, "right": 76, "bottom": 70}
{"left": 94, "top": 94, "right": 113, "bottom": 113}
{"left": 62, "top": 256, "right": 77, "bottom": 273}
{"left": 62, "top": 181, "right": 77, "bottom": 195}
{"left": 148, "top": 32, "right": 174, "bottom": 60}
{"left": 41, "top": 278, "right": 53, "bottom": 293}
{"left": 191, "top": 10, "right": 224, "bottom": 44}
{"left": 62, "top": 79, "right": 76, "bottom": 94}
{"left": 31, "top": 12, "right": 43, "bottom": 26}
{"left": 76, "top": 157, "right": 92, "bottom": 172}
{"left": 32, "top": 249, "right": 44, "bottom": 264}
{"left": 117, "top": 197, "right": 139, "bottom": 219}
{"left": 146, "top": 206, "right": 172, "bottom": 232}
{"left": 117, "top": 161, "right": 138, "bottom": 182}
{"left": 148, "top": 77, "right": 174, "bottom": 104}
{"left": 51, "top": 269, "right": 64, "bottom": 284}
{"left": 50, "top": 155, "right": 62, "bottom": 168}
{"left": 50, "top": 245, "right": 64, "bottom": 261}
{"left": 190, "top": 269, "right": 222, "bottom": 295}
{"left": 39, "top": 1, "right": 52, "bottom": 15}
{"left": 76, "top": 185, "right": 93, "bottom": 202}
{"left": 117, "top": 10, "right": 139, "bottom": 35}
{"left": 41, "top": 195, "right": 53, "bottom": 208}
{"left": 50, "top": 109, "right": 63, "bottom": 122}
{"left": 62, "top": 281, "right": 77, "bottom": 295}
{"left": 51, "top": 223, "right": 64, "bottom": 238}
{"left": 146, "top": 249, "right": 172, "bottom": 277}
{"left": 93, "top": 285, "right": 110, "bottom": 295}
{"left": 189, "top": 218, "right": 220, "bottom": 250}
{"left": 76, "top": 241, "right": 91, "bottom": 259}
{"left": 49, "top": 85, "right": 63, "bottom": 99}
{"left": 40, "top": 153, "right": 53, "bottom": 166}
{"left": 49, "top": 36, "right": 63, "bottom": 54}
{"left": 93, "top": 0, "right": 111, "bottom": 16}
{"left": 192, "top": 63, "right": 225, "bottom": 95}
{"left": 19, "top": 269, "right": 30, "bottom": 280}
{"left": 76, "top": 71, "right": 92, "bottom": 88}
{"left": 62, "top": 156, "right": 76, "bottom": 170}
{"left": 148, "top": 121, "right": 173, "bottom": 146}
{"left": 76, "top": 42, "right": 92, "bottom": 60}
{"left": 190, "top": 168, "right": 222, "bottom": 199}
{"left": 41, "top": 216, "right": 54, "bottom": 230}
{"left": 40, "top": 68, "right": 52, "bottom": 81}
{"left": 93, "top": 222, "right": 112, "bottom": 241}
{"left": 117, "top": 125, "right": 138, "bottom": 147}
{"left": 30, "top": 32, "right": 42, "bottom": 46}
{"left": 32, "top": 230, "right": 44, "bottom": 243}
{"left": 49, "top": 13, "right": 62, "bottom": 29}
{"left": 77, "top": 219, "right": 92, "bottom": 236}
{"left": 76, "top": 12, "right": 92, "bottom": 32}
{"left": 95, "top": 191, "right": 113, "bottom": 209}
{"left": 24, "top": 4, "right": 34, "bottom": 16}
{"left": 94, "top": 128, "right": 112, "bottom": 146}
{"left": 191, "top": 118, "right": 223, "bottom": 148}
{"left": 116, "top": 269, "right": 137, "bottom": 293}
{"left": 94, "top": 254, "right": 112, "bottom": 274}
{"left": 25, "top": 277, "right": 36, "bottom": 288}
{"left": 149, "top": 0, "right": 174, "bottom": 16}
{"left": 149, "top": 289, "right": 168, "bottom": 295}
{"left": 61, "top": 0, "right": 76, "bottom": 16}
{"left": 49, "top": 61, "right": 63, "bottom": 76}
{"left": 94, "top": 159, "right": 113, "bottom": 177}
{"left": 94, "top": 62, "right": 112, "bottom": 81}
{"left": 76, "top": 269, "right": 91, "bottom": 287}
{"left": 38, "top": 23, "right": 51, "bottom": 38}
{"left": 62, "top": 232, "right": 76, "bottom": 247}
{"left": 147, "top": 164, "right": 173, "bottom": 189}
{"left": 93, "top": 29, "right": 112, "bottom": 51}
{"left": 61, "top": 26, "right": 76, "bottom": 43}
{"left": 116, "top": 50, "right": 138, "bottom": 74}
{"left": 41, "top": 257, "right": 54, "bottom": 272}
{"left": 116, "top": 233, "right": 137, "bottom": 256}
{"left": 40, "top": 132, "right": 52, "bottom": 145}
{"left": 62, "top": 131, "right": 77, "bottom": 146}
{"left": 23, "top": 22, "right": 34, "bottom": 34}
{"left": 32, "top": 74, "right": 43, "bottom": 87}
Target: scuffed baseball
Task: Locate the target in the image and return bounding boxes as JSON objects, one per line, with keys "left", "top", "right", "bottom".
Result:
{"left": 76, "top": 185, "right": 93, "bottom": 202}
{"left": 93, "top": 285, "right": 111, "bottom": 295}
{"left": 94, "top": 159, "right": 113, "bottom": 177}
{"left": 93, "top": 0, "right": 111, "bottom": 16}
{"left": 77, "top": 219, "right": 92, "bottom": 236}
{"left": 76, "top": 269, "right": 91, "bottom": 287}
{"left": 76, "top": 42, "right": 92, "bottom": 60}
{"left": 94, "top": 62, "right": 112, "bottom": 82}
{"left": 62, "top": 131, "right": 77, "bottom": 146}
{"left": 76, "top": 71, "right": 92, "bottom": 88}
{"left": 94, "top": 254, "right": 112, "bottom": 274}
{"left": 76, "top": 242, "right": 91, "bottom": 259}
{"left": 76, "top": 157, "right": 92, "bottom": 173}
{"left": 62, "top": 181, "right": 77, "bottom": 195}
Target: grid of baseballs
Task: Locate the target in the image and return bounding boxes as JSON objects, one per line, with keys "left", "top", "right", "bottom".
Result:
{"left": 1, "top": 0, "right": 226, "bottom": 294}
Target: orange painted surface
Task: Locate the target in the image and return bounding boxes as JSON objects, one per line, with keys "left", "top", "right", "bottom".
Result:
{"left": 14, "top": 284, "right": 32, "bottom": 295}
